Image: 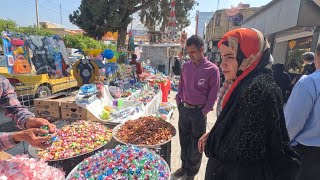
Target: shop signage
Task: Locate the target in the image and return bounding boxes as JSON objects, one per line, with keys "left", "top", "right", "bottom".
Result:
{"left": 288, "top": 36, "right": 313, "bottom": 50}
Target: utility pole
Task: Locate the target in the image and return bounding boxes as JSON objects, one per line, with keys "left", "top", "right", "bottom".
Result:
{"left": 60, "top": 3, "right": 62, "bottom": 27}
{"left": 217, "top": 0, "right": 220, "bottom": 10}
{"left": 35, "top": 0, "right": 39, "bottom": 28}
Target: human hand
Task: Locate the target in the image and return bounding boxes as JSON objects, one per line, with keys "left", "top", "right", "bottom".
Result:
{"left": 25, "top": 117, "right": 56, "bottom": 133}
{"left": 198, "top": 132, "right": 210, "bottom": 153}
{"left": 12, "top": 128, "right": 53, "bottom": 149}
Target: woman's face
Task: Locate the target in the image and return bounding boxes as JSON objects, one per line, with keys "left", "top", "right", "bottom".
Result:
{"left": 219, "top": 44, "right": 239, "bottom": 80}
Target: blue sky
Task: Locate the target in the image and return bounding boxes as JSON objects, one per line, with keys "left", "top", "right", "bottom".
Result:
{"left": 0, "top": 0, "right": 271, "bottom": 35}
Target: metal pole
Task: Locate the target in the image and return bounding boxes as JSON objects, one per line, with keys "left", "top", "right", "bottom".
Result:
{"left": 35, "top": 0, "right": 39, "bottom": 28}
{"left": 60, "top": 3, "right": 62, "bottom": 27}
{"left": 217, "top": 0, "right": 220, "bottom": 10}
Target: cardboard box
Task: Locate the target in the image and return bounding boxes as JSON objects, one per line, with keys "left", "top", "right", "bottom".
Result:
{"left": 34, "top": 93, "right": 74, "bottom": 121}
{"left": 60, "top": 96, "right": 98, "bottom": 121}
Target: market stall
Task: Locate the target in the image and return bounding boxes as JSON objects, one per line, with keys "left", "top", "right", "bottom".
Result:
{"left": 1, "top": 46, "right": 176, "bottom": 179}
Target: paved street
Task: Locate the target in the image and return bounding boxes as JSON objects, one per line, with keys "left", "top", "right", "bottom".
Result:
{"left": 168, "top": 92, "right": 217, "bottom": 180}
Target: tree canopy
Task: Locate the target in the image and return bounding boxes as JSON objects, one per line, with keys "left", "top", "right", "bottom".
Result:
{"left": 63, "top": 34, "right": 116, "bottom": 50}
{"left": 69, "top": 0, "right": 154, "bottom": 49}
{"left": 139, "top": 0, "right": 198, "bottom": 31}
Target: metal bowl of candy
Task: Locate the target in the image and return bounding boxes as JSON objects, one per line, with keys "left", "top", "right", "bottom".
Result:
{"left": 112, "top": 116, "right": 176, "bottom": 148}
{"left": 28, "top": 121, "right": 113, "bottom": 162}
{"left": 66, "top": 145, "right": 170, "bottom": 180}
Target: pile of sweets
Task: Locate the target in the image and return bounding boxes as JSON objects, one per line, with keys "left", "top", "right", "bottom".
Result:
{"left": 68, "top": 145, "right": 169, "bottom": 180}
{"left": 0, "top": 155, "right": 65, "bottom": 180}
{"left": 115, "top": 116, "right": 175, "bottom": 146}
{"left": 37, "top": 120, "right": 112, "bottom": 160}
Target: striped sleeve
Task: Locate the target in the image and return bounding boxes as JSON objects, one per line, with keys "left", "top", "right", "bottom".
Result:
{"left": 0, "top": 76, "right": 35, "bottom": 129}
{"left": 0, "top": 132, "right": 18, "bottom": 151}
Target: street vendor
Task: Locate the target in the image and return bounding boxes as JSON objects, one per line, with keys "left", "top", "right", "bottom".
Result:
{"left": 0, "top": 75, "right": 56, "bottom": 151}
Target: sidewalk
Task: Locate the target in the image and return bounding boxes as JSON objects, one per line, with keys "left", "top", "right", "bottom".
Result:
{"left": 168, "top": 92, "right": 217, "bottom": 180}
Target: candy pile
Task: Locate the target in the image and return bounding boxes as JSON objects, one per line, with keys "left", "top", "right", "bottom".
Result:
{"left": 68, "top": 145, "right": 170, "bottom": 180}
{"left": 37, "top": 121, "right": 112, "bottom": 160}
{"left": 115, "top": 116, "right": 176, "bottom": 146}
{"left": 0, "top": 155, "right": 65, "bottom": 180}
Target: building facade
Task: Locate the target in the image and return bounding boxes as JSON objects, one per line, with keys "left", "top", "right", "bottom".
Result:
{"left": 205, "top": 4, "right": 260, "bottom": 62}
{"left": 195, "top": 11, "right": 214, "bottom": 39}
{"left": 40, "top": 22, "right": 84, "bottom": 36}
{"left": 241, "top": 0, "right": 320, "bottom": 74}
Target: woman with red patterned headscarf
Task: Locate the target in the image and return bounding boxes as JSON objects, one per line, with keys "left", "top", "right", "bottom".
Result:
{"left": 198, "top": 28, "right": 301, "bottom": 180}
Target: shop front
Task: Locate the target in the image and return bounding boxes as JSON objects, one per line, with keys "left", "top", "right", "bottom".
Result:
{"left": 286, "top": 36, "right": 313, "bottom": 74}
{"left": 241, "top": 0, "right": 320, "bottom": 67}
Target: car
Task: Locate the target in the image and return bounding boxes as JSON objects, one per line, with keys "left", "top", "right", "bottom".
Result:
{"left": 0, "top": 56, "right": 78, "bottom": 99}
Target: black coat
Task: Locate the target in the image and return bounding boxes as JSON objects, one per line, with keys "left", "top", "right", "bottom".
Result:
{"left": 205, "top": 73, "right": 301, "bottom": 180}
{"left": 302, "top": 62, "right": 316, "bottom": 75}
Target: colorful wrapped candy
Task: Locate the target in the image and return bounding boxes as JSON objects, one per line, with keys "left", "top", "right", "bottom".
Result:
{"left": 68, "top": 145, "right": 170, "bottom": 180}
{"left": 37, "top": 121, "right": 112, "bottom": 161}
{"left": 0, "top": 155, "right": 65, "bottom": 180}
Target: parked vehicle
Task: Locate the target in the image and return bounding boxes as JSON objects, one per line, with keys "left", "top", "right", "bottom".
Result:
{"left": 0, "top": 56, "right": 77, "bottom": 98}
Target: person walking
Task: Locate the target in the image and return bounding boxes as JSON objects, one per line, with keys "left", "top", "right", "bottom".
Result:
{"left": 175, "top": 35, "right": 220, "bottom": 179}
{"left": 272, "top": 63, "right": 291, "bottom": 102}
{"left": 198, "top": 28, "right": 300, "bottom": 180}
{"left": 285, "top": 43, "right": 320, "bottom": 180}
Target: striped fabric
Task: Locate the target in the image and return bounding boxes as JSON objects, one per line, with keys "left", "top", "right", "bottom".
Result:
{"left": 0, "top": 75, "right": 35, "bottom": 150}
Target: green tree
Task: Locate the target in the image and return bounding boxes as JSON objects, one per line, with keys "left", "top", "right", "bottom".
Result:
{"left": 139, "top": 0, "right": 198, "bottom": 31}
{"left": 63, "top": 34, "right": 116, "bottom": 50}
{"left": 69, "top": 0, "right": 154, "bottom": 49}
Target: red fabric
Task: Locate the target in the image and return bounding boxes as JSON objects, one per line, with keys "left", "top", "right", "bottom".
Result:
{"left": 148, "top": 79, "right": 171, "bottom": 102}
{"left": 218, "top": 28, "right": 263, "bottom": 109}
{"left": 130, "top": 60, "right": 142, "bottom": 74}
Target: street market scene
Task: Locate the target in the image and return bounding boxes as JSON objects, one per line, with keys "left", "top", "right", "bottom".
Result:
{"left": 0, "top": 0, "right": 320, "bottom": 179}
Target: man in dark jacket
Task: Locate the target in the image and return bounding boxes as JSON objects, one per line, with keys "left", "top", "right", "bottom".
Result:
{"left": 302, "top": 52, "right": 316, "bottom": 75}
{"left": 172, "top": 57, "right": 181, "bottom": 75}
{"left": 272, "top": 64, "right": 291, "bottom": 102}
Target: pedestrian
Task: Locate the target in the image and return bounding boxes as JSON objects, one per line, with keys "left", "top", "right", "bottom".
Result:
{"left": 198, "top": 28, "right": 300, "bottom": 180}
{"left": 130, "top": 54, "right": 142, "bottom": 80}
{"left": 172, "top": 57, "right": 181, "bottom": 75}
{"left": 175, "top": 35, "right": 220, "bottom": 180}
{"left": 301, "top": 52, "right": 316, "bottom": 75}
{"left": 284, "top": 43, "right": 320, "bottom": 180}
{"left": 272, "top": 63, "right": 291, "bottom": 102}
{"left": 0, "top": 75, "right": 56, "bottom": 151}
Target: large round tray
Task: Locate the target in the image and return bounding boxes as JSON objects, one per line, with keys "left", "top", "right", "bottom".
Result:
{"left": 112, "top": 119, "right": 176, "bottom": 148}
{"left": 28, "top": 142, "right": 108, "bottom": 162}
{"left": 66, "top": 149, "right": 171, "bottom": 180}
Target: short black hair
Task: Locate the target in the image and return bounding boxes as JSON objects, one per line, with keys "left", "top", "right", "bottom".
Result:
{"left": 186, "top": 35, "right": 204, "bottom": 49}
{"left": 131, "top": 54, "right": 137, "bottom": 59}
{"left": 301, "top": 52, "right": 314, "bottom": 62}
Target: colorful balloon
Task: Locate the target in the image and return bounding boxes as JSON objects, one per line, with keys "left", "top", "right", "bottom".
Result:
{"left": 103, "top": 49, "right": 114, "bottom": 59}
{"left": 108, "top": 56, "right": 117, "bottom": 63}
{"left": 114, "top": 52, "right": 120, "bottom": 59}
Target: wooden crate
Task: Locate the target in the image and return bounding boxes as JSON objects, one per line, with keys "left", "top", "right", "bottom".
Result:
{"left": 34, "top": 93, "right": 74, "bottom": 121}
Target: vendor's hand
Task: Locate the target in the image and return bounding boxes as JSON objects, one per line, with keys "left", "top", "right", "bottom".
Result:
{"left": 12, "top": 128, "right": 53, "bottom": 149}
{"left": 198, "top": 132, "right": 210, "bottom": 153}
{"left": 25, "top": 117, "right": 56, "bottom": 133}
